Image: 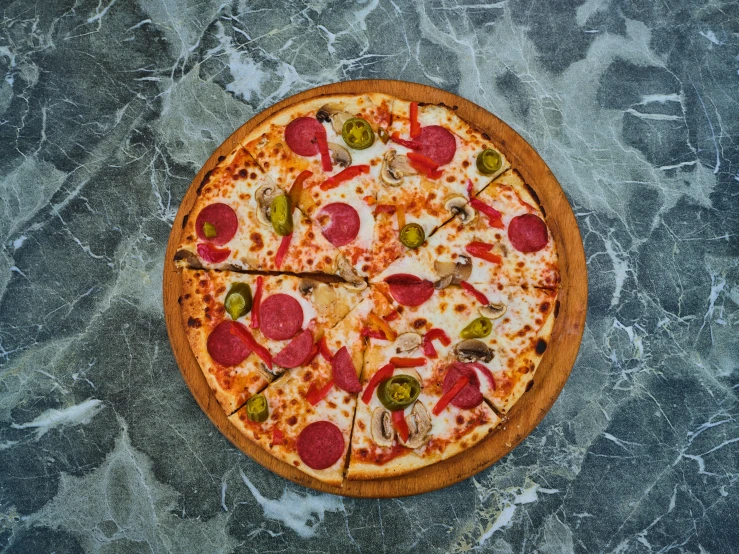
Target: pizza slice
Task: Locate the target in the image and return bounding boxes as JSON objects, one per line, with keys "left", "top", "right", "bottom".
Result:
{"left": 228, "top": 288, "right": 394, "bottom": 486}
{"left": 180, "top": 270, "right": 366, "bottom": 414}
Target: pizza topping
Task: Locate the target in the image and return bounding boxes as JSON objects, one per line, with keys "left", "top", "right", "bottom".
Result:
{"left": 415, "top": 125, "right": 457, "bottom": 166}
{"left": 460, "top": 281, "right": 489, "bottom": 305}
{"left": 442, "top": 363, "right": 483, "bottom": 409}
{"left": 306, "top": 379, "right": 334, "bottom": 405}
{"left": 378, "top": 374, "right": 421, "bottom": 412}
{"left": 371, "top": 407, "right": 395, "bottom": 448}
{"left": 466, "top": 241, "right": 503, "bottom": 264}
{"left": 272, "top": 428, "right": 284, "bottom": 445}
{"left": 470, "top": 198, "right": 505, "bottom": 229}
{"left": 328, "top": 142, "right": 352, "bottom": 167}
{"left": 224, "top": 283, "right": 253, "bottom": 320}
{"left": 433, "top": 256, "right": 472, "bottom": 289}
{"left": 285, "top": 116, "right": 326, "bottom": 156}
{"left": 444, "top": 195, "right": 476, "bottom": 224}
{"left": 342, "top": 117, "right": 375, "bottom": 150}
{"left": 317, "top": 203, "right": 360, "bottom": 247}
{"left": 362, "top": 362, "right": 395, "bottom": 404}
{"left": 296, "top": 421, "right": 345, "bottom": 470}
{"left": 508, "top": 213, "right": 549, "bottom": 253}
{"left": 479, "top": 302, "right": 507, "bottom": 320}
{"left": 394, "top": 332, "right": 422, "bottom": 354}
{"left": 384, "top": 274, "right": 435, "bottom": 307}
{"left": 392, "top": 410, "right": 410, "bottom": 443}
{"left": 426, "top": 328, "right": 452, "bottom": 346}
{"left": 316, "top": 103, "right": 353, "bottom": 134}
{"left": 335, "top": 255, "right": 367, "bottom": 291}
{"left": 255, "top": 183, "right": 283, "bottom": 227}
{"left": 407, "top": 152, "right": 443, "bottom": 179}
{"left": 259, "top": 294, "right": 304, "bottom": 341}
{"left": 476, "top": 148, "right": 503, "bottom": 175}
{"left": 288, "top": 170, "right": 312, "bottom": 209}
{"left": 319, "top": 164, "right": 370, "bottom": 191}
{"left": 409, "top": 102, "right": 421, "bottom": 138}
{"left": 318, "top": 336, "right": 333, "bottom": 361}
{"left": 207, "top": 321, "right": 252, "bottom": 366}
{"left": 195, "top": 203, "right": 238, "bottom": 245}
{"left": 399, "top": 401, "right": 431, "bottom": 449}
{"left": 377, "top": 127, "right": 390, "bottom": 144}
{"left": 196, "top": 243, "right": 231, "bottom": 263}
{"left": 454, "top": 339, "right": 493, "bottom": 363}
{"left": 246, "top": 394, "right": 269, "bottom": 423}
{"left": 399, "top": 223, "right": 425, "bottom": 249}
{"left": 229, "top": 322, "right": 273, "bottom": 369}
{"left": 460, "top": 317, "right": 492, "bottom": 339}
{"left": 269, "top": 195, "right": 293, "bottom": 236}
{"left": 388, "top": 357, "right": 426, "bottom": 368}
{"left": 273, "top": 329, "right": 314, "bottom": 369}
{"left": 251, "top": 276, "right": 263, "bottom": 329}
{"left": 367, "top": 313, "right": 397, "bottom": 341}
{"left": 469, "top": 361, "right": 496, "bottom": 390}
{"left": 331, "top": 346, "right": 363, "bottom": 393}
{"left": 298, "top": 278, "right": 320, "bottom": 296}
{"left": 274, "top": 232, "right": 292, "bottom": 270}
{"left": 433, "top": 375, "right": 470, "bottom": 415}
{"left": 390, "top": 132, "right": 421, "bottom": 150}
{"left": 380, "top": 149, "right": 416, "bottom": 187}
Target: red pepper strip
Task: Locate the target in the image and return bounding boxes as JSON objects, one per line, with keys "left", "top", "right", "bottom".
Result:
{"left": 197, "top": 243, "right": 231, "bottom": 263}
{"left": 288, "top": 170, "right": 313, "bottom": 208}
{"left": 393, "top": 410, "right": 409, "bottom": 442}
{"left": 469, "top": 362, "right": 496, "bottom": 390}
{"left": 272, "top": 428, "right": 284, "bottom": 445}
{"left": 361, "top": 363, "right": 395, "bottom": 404}
{"left": 318, "top": 336, "right": 333, "bottom": 362}
{"left": 467, "top": 179, "right": 474, "bottom": 198}
{"left": 306, "top": 379, "right": 334, "bottom": 406}
{"left": 368, "top": 313, "right": 397, "bottom": 341}
{"left": 274, "top": 232, "right": 292, "bottom": 270}
{"left": 460, "top": 281, "right": 490, "bottom": 305}
{"left": 251, "top": 276, "right": 263, "bottom": 329}
{"left": 361, "top": 327, "right": 388, "bottom": 340}
{"left": 390, "top": 132, "right": 421, "bottom": 150}
{"left": 422, "top": 338, "right": 437, "bottom": 359}
{"left": 230, "top": 323, "right": 273, "bottom": 370}
{"left": 432, "top": 376, "right": 470, "bottom": 415}
{"left": 470, "top": 198, "right": 505, "bottom": 229}
{"left": 466, "top": 242, "right": 502, "bottom": 265}
{"left": 389, "top": 357, "right": 426, "bottom": 367}
{"left": 303, "top": 343, "right": 320, "bottom": 366}
{"left": 374, "top": 204, "right": 396, "bottom": 215}
{"left": 319, "top": 165, "right": 369, "bottom": 191}
{"left": 408, "top": 159, "right": 443, "bottom": 180}
{"left": 425, "top": 328, "right": 451, "bottom": 346}
{"left": 383, "top": 310, "right": 400, "bottom": 322}
{"left": 407, "top": 151, "right": 440, "bottom": 170}
{"left": 315, "top": 127, "right": 332, "bottom": 172}
{"left": 409, "top": 102, "right": 421, "bottom": 138}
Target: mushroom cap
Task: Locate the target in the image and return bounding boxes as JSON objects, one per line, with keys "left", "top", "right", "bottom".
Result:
{"left": 370, "top": 407, "right": 395, "bottom": 448}
{"left": 454, "top": 339, "right": 494, "bottom": 363}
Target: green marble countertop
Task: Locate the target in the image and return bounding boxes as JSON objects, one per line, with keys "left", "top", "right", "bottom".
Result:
{"left": 1, "top": 1, "right": 737, "bottom": 552}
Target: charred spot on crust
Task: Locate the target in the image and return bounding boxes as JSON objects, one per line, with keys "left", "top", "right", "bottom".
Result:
{"left": 181, "top": 214, "right": 188, "bottom": 229}
{"left": 187, "top": 317, "right": 201, "bottom": 328}
{"left": 525, "top": 379, "right": 534, "bottom": 392}
{"left": 554, "top": 300, "right": 560, "bottom": 317}
{"left": 197, "top": 169, "right": 215, "bottom": 195}
{"left": 535, "top": 339, "right": 547, "bottom": 355}
{"left": 482, "top": 132, "right": 491, "bottom": 141}
{"left": 238, "top": 169, "right": 247, "bottom": 178}
{"left": 286, "top": 416, "right": 297, "bottom": 426}
{"left": 540, "top": 302, "right": 551, "bottom": 313}
{"left": 218, "top": 155, "right": 226, "bottom": 162}
{"left": 178, "top": 296, "right": 182, "bottom": 304}
{"left": 413, "top": 318, "right": 427, "bottom": 329}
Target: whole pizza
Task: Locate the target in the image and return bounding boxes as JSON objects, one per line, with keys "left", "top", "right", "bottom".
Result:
{"left": 174, "top": 94, "right": 560, "bottom": 487}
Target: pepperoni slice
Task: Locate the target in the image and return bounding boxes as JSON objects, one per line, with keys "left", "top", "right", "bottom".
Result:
{"left": 384, "top": 274, "right": 434, "bottom": 307}
{"left": 196, "top": 243, "right": 231, "bottom": 263}
{"left": 206, "top": 321, "right": 251, "bottom": 366}
{"left": 331, "top": 346, "right": 362, "bottom": 393}
{"left": 259, "top": 294, "right": 303, "bottom": 341}
{"left": 415, "top": 125, "right": 457, "bottom": 166}
{"left": 508, "top": 213, "right": 549, "bottom": 253}
{"left": 317, "top": 203, "right": 360, "bottom": 247}
{"left": 297, "top": 421, "right": 345, "bottom": 470}
{"left": 442, "top": 363, "right": 483, "bottom": 409}
{"left": 285, "top": 117, "right": 326, "bottom": 156}
{"left": 273, "top": 329, "right": 314, "bottom": 369}
{"left": 195, "top": 203, "right": 238, "bottom": 245}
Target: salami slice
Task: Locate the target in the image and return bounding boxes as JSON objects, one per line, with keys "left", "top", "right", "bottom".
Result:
{"left": 259, "top": 293, "right": 303, "bottom": 341}
{"left": 331, "top": 346, "right": 362, "bottom": 393}
{"left": 195, "top": 203, "right": 238, "bottom": 245}
{"left": 416, "top": 125, "right": 457, "bottom": 166}
{"left": 442, "top": 362, "right": 483, "bottom": 409}
{"left": 207, "top": 321, "right": 251, "bottom": 366}
{"left": 317, "top": 203, "right": 360, "bottom": 247}
{"left": 273, "top": 329, "right": 314, "bottom": 369}
{"left": 508, "top": 214, "right": 549, "bottom": 253}
{"left": 196, "top": 242, "right": 231, "bottom": 263}
{"left": 285, "top": 117, "right": 326, "bottom": 156}
{"left": 296, "top": 421, "right": 345, "bottom": 470}
{"left": 384, "top": 274, "right": 434, "bottom": 307}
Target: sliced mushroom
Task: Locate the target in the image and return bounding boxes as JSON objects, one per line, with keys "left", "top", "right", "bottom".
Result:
{"left": 335, "top": 255, "right": 368, "bottom": 291}
{"left": 395, "top": 332, "right": 422, "bottom": 354}
{"left": 398, "top": 402, "right": 432, "bottom": 449}
{"left": 492, "top": 242, "right": 507, "bottom": 258}
{"left": 433, "top": 256, "right": 472, "bottom": 289}
{"left": 371, "top": 407, "right": 395, "bottom": 448}
{"left": 445, "top": 195, "right": 476, "bottom": 224}
{"left": 298, "top": 278, "right": 320, "bottom": 296}
{"left": 328, "top": 142, "right": 352, "bottom": 168}
{"left": 454, "top": 339, "right": 494, "bottom": 363}
{"left": 380, "top": 149, "right": 417, "bottom": 187}
{"left": 255, "top": 183, "right": 283, "bottom": 227}
{"left": 479, "top": 302, "right": 506, "bottom": 320}
{"left": 316, "top": 103, "right": 353, "bottom": 134}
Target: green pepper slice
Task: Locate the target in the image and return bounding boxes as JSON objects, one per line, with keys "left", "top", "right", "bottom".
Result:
{"left": 377, "top": 374, "right": 421, "bottom": 411}
{"left": 342, "top": 118, "right": 375, "bottom": 150}
{"left": 399, "top": 223, "right": 425, "bottom": 249}
{"left": 246, "top": 394, "right": 269, "bottom": 423}
{"left": 476, "top": 149, "right": 502, "bottom": 175}
{"left": 224, "top": 282, "right": 253, "bottom": 320}
{"left": 378, "top": 127, "right": 390, "bottom": 144}
{"left": 460, "top": 316, "right": 492, "bottom": 339}
{"left": 203, "top": 221, "right": 217, "bottom": 238}
{"left": 270, "top": 195, "right": 293, "bottom": 236}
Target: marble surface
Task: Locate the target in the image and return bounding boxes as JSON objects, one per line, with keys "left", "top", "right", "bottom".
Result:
{"left": 1, "top": 0, "right": 737, "bottom": 552}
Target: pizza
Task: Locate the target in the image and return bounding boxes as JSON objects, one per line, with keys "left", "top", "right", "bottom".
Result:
{"left": 174, "top": 93, "right": 561, "bottom": 487}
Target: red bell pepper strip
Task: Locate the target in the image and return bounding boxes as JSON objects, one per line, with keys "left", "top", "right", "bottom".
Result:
{"left": 460, "top": 281, "right": 490, "bottom": 305}
{"left": 393, "top": 410, "right": 409, "bottom": 442}
{"left": 318, "top": 336, "right": 333, "bottom": 362}
{"left": 361, "top": 363, "right": 395, "bottom": 404}
{"left": 288, "top": 170, "right": 312, "bottom": 208}
{"left": 390, "top": 132, "right": 421, "bottom": 150}
{"left": 374, "top": 204, "right": 396, "bottom": 215}
{"left": 408, "top": 161, "right": 443, "bottom": 180}
{"left": 409, "top": 102, "right": 421, "bottom": 138}
{"left": 469, "top": 362, "right": 496, "bottom": 390}
{"left": 470, "top": 198, "right": 505, "bottom": 228}
{"left": 466, "top": 242, "right": 502, "bottom": 265}
{"left": 361, "top": 327, "right": 388, "bottom": 340}
{"left": 389, "top": 357, "right": 426, "bottom": 367}
{"left": 319, "top": 165, "right": 369, "bottom": 191}
{"left": 467, "top": 179, "right": 474, "bottom": 198}
{"left": 272, "top": 428, "right": 284, "bottom": 445}
{"left": 425, "top": 328, "right": 451, "bottom": 346}
{"left": 422, "top": 338, "right": 437, "bottom": 359}
{"left": 432, "top": 375, "right": 470, "bottom": 415}
{"left": 306, "top": 379, "right": 334, "bottom": 406}
{"left": 230, "top": 323, "right": 273, "bottom": 370}
{"left": 407, "top": 151, "right": 440, "bottom": 170}
{"left": 274, "top": 232, "right": 292, "bottom": 270}
{"left": 315, "top": 127, "right": 332, "bottom": 172}
{"left": 383, "top": 310, "right": 400, "bottom": 322}
{"left": 196, "top": 243, "right": 231, "bottom": 263}
{"left": 251, "top": 276, "right": 263, "bottom": 329}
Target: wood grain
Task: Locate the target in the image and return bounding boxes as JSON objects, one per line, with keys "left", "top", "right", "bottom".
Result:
{"left": 163, "top": 80, "right": 588, "bottom": 498}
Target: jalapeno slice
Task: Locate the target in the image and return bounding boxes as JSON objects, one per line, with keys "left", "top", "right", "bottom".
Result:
{"left": 224, "top": 282, "right": 253, "bottom": 320}
{"left": 342, "top": 118, "right": 375, "bottom": 150}
{"left": 246, "top": 394, "right": 269, "bottom": 423}
{"left": 476, "top": 149, "right": 502, "bottom": 175}
{"left": 460, "top": 316, "right": 492, "bottom": 339}
{"left": 378, "top": 127, "right": 389, "bottom": 144}
{"left": 399, "top": 223, "right": 425, "bottom": 249}
{"left": 270, "top": 195, "right": 293, "bottom": 236}
{"left": 203, "top": 221, "right": 217, "bottom": 238}
{"left": 377, "top": 374, "right": 421, "bottom": 411}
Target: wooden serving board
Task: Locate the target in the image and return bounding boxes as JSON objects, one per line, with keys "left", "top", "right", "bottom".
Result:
{"left": 163, "top": 80, "right": 587, "bottom": 497}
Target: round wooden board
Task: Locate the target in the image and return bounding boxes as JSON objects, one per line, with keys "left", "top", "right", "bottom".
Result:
{"left": 163, "top": 80, "right": 587, "bottom": 498}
